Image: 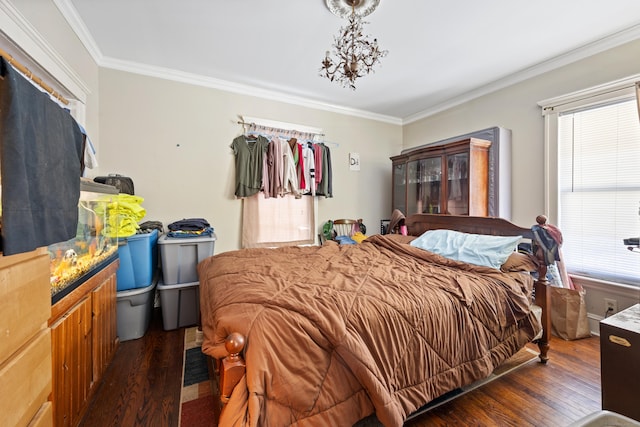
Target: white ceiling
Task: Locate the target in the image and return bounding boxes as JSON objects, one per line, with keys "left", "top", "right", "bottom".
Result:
{"left": 62, "top": 0, "right": 640, "bottom": 123}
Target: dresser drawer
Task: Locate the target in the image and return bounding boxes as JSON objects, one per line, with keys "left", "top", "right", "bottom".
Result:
{"left": 0, "top": 329, "right": 52, "bottom": 427}
{"left": 0, "top": 248, "right": 50, "bottom": 365}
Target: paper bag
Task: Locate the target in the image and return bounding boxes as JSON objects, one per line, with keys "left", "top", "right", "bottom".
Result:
{"left": 550, "top": 285, "right": 591, "bottom": 340}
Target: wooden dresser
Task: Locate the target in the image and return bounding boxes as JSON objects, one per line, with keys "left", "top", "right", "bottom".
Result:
{"left": 0, "top": 248, "right": 53, "bottom": 427}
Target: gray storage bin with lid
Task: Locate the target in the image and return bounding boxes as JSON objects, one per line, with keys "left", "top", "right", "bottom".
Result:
{"left": 157, "top": 234, "right": 216, "bottom": 285}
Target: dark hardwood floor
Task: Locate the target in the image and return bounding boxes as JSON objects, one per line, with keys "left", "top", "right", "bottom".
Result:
{"left": 79, "top": 309, "right": 601, "bottom": 427}
{"left": 79, "top": 308, "right": 184, "bottom": 427}
{"left": 406, "top": 337, "right": 601, "bottom": 426}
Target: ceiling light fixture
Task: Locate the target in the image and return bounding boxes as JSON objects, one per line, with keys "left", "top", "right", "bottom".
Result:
{"left": 320, "top": 0, "right": 388, "bottom": 90}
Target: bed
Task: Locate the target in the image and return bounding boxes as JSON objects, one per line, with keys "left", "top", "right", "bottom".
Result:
{"left": 197, "top": 213, "right": 552, "bottom": 427}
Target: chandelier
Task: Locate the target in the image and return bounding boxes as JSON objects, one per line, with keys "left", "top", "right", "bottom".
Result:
{"left": 320, "top": 0, "right": 388, "bottom": 90}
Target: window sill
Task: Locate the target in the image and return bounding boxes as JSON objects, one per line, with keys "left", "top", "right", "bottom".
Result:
{"left": 570, "top": 274, "right": 640, "bottom": 296}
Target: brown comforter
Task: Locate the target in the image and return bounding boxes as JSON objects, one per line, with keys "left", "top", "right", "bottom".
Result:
{"left": 198, "top": 234, "right": 540, "bottom": 427}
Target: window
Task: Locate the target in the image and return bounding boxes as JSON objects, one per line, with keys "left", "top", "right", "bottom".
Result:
{"left": 541, "top": 78, "right": 640, "bottom": 287}
{"left": 238, "top": 117, "right": 325, "bottom": 248}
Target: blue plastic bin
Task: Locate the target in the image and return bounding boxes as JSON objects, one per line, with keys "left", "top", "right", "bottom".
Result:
{"left": 116, "top": 242, "right": 136, "bottom": 290}
{"left": 117, "top": 229, "right": 159, "bottom": 291}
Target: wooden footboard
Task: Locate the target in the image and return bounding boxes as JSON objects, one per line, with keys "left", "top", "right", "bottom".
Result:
{"left": 211, "top": 332, "right": 246, "bottom": 416}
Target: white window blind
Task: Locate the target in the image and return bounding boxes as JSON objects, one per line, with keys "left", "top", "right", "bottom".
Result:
{"left": 558, "top": 98, "right": 640, "bottom": 286}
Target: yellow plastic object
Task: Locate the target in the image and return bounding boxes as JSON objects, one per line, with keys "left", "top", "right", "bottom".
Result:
{"left": 352, "top": 232, "right": 367, "bottom": 243}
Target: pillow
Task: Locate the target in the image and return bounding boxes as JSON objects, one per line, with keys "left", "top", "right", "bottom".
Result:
{"left": 410, "top": 229, "right": 522, "bottom": 269}
{"left": 500, "top": 251, "right": 540, "bottom": 272}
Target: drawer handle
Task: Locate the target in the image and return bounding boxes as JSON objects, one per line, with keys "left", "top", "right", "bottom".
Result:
{"left": 609, "top": 335, "right": 631, "bottom": 347}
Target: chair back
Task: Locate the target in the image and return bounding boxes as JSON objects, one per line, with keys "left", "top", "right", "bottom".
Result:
{"left": 333, "top": 219, "right": 357, "bottom": 237}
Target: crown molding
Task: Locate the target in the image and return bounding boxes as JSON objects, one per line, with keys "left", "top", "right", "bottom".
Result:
{"left": 53, "top": 0, "right": 103, "bottom": 63}
{"left": 100, "top": 56, "right": 402, "bottom": 125}
{"left": 403, "top": 23, "right": 640, "bottom": 125}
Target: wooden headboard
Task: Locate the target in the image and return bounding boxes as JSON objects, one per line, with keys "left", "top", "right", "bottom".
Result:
{"left": 405, "top": 213, "right": 539, "bottom": 239}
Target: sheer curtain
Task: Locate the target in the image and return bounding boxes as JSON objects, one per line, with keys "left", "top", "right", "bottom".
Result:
{"left": 241, "top": 123, "right": 321, "bottom": 248}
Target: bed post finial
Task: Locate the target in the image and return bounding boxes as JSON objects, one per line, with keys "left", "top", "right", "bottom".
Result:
{"left": 220, "top": 333, "right": 247, "bottom": 405}
{"left": 536, "top": 215, "right": 548, "bottom": 226}
{"left": 225, "top": 332, "right": 246, "bottom": 361}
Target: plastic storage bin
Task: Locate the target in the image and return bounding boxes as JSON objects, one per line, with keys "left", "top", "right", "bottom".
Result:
{"left": 157, "top": 279, "right": 200, "bottom": 330}
{"left": 116, "top": 241, "right": 135, "bottom": 291}
{"left": 117, "top": 229, "right": 159, "bottom": 291}
{"left": 116, "top": 280, "right": 156, "bottom": 341}
{"left": 157, "top": 234, "right": 216, "bottom": 285}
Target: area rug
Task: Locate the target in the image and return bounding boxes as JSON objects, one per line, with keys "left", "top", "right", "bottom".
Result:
{"left": 180, "top": 327, "right": 216, "bottom": 427}
{"left": 179, "top": 326, "right": 538, "bottom": 427}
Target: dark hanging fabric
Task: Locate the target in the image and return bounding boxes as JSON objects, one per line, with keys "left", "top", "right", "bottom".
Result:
{"left": 316, "top": 144, "right": 333, "bottom": 198}
{"left": 0, "top": 57, "right": 83, "bottom": 255}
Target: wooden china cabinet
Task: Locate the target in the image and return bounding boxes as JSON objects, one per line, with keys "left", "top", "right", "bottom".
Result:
{"left": 391, "top": 137, "right": 492, "bottom": 216}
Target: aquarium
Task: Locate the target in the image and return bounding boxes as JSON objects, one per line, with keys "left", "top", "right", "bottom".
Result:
{"left": 49, "top": 179, "right": 119, "bottom": 304}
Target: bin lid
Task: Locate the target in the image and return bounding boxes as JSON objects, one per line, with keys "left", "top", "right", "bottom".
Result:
{"left": 116, "top": 280, "right": 157, "bottom": 297}
{"left": 126, "top": 228, "right": 159, "bottom": 242}
{"left": 156, "top": 279, "right": 200, "bottom": 290}
{"left": 158, "top": 233, "right": 216, "bottom": 244}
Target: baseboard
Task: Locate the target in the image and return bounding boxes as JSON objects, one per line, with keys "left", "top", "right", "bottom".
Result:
{"left": 587, "top": 312, "right": 603, "bottom": 337}
{"left": 571, "top": 274, "right": 640, "bottom": 337}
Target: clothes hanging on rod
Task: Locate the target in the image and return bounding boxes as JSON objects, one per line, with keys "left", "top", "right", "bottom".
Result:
{"left": 238, "top": 119, "right": 340, "bottom": 147}
{"left": 0, "top": 56, "right": 83, "bottom": 255}
{"left": 0, "top": 48, "right": 99, "bottom": 177}
{"left": 237, "top": 120, "right": 325, "bottom": 137}
{"left": 230, "top": 134, "right": 270, "bottom": 198}
{"left": 230, "top": 122, "right": 332, "bottom": 199}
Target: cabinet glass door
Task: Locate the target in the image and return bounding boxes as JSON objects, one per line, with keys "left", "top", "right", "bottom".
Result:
{"left": 446, "top": 153, "right": 469, "bottom": 215}
{"left": 392, "top": 163, "right": 406, "bottom": 213}
{"left": 408, "top": 157, "right": 441, "bottom": 214}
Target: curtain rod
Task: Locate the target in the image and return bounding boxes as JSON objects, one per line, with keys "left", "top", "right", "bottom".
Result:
{"left": 237, "top": 120, "right": 325, "bottom": 137}
{"left": 0, "top": 47, "right": 70, "bottom": 106}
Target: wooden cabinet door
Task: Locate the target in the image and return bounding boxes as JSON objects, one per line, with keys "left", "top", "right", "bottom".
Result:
{"left": 390, "top": 137, "right": 490, "bottom": 217}
{"left": 92, "top": 270, "right": 118, "bottom": 384}
{"left": 51, "top": 296, "right": 92, "bottom": 427}
{"left": 391, "top": 161, "right": 406, "bottom": 213}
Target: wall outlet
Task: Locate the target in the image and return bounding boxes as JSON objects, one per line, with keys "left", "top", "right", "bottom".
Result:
{"left": 605, "top": 298, "right": 618, "bottom": 314}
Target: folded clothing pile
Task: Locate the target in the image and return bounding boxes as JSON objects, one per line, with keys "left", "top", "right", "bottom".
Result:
{"left": 138, "top": 220, "right": 164, "bottom": 234}
{"left": 96, "top": 193, "right": 146, "bottom": 238}
{"left": 167, "top": 218, "right": 214, "bottom": 238}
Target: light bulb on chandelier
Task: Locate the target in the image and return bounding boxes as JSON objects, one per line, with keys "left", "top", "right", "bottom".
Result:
{"left": 320, "top": 0, "right": 388, "bottom": 90}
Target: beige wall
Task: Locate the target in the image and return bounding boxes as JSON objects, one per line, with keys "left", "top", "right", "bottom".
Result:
{"left": 403, "top": 38, "right": 640, "bottom": 228}
{"left": 94, "top": 69, "right": 402, "bottom": 253}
